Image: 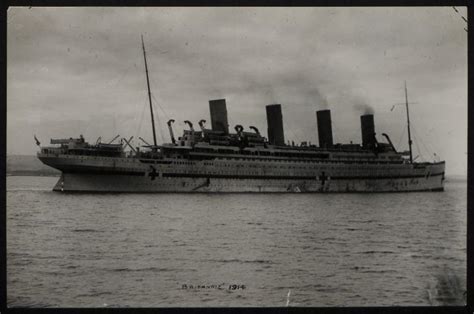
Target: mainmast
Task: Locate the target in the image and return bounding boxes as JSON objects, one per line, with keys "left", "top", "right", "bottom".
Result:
{"left": 141, "top": 35, "right": 158, "bottom": 148}
{"left": 405, "top": 81, "right": 413, "bottom": 163}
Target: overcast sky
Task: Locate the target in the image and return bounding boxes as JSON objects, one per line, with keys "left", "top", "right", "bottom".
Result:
{"left": 7, "top": 7, "right": 467, "bottom": 175}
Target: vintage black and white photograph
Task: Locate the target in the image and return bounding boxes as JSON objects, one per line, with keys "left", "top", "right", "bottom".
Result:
{"left": 6, "top": 6, "right": 467, "bottom": 307}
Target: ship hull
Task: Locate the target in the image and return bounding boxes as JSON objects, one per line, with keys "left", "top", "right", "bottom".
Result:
{"left": 51, "top": 171, "right": 444, "bottom": 193}
{"left": 39, "top": 154, "right": 445, "bottom": 193}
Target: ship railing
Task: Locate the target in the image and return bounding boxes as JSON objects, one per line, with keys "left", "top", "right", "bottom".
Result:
{"left": 40, "top": 147, "right": 67, "bottom": 155}
{"left": 50, "top": 138, "right": 84, "bottom": 145}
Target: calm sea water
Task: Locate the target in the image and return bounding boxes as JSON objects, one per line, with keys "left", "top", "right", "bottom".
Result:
{"left": 7, "top": 176, "right": 467, "bottom": 307}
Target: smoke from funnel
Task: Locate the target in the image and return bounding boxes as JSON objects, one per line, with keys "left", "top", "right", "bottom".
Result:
{"left": 350, "top": 94, "right": 374, "bottom": 115}
{"left": 307, "top": 86, "right": 328, "bottom": 110}
{"left": 354, "top": 103, "right": 374, "bottom": 115}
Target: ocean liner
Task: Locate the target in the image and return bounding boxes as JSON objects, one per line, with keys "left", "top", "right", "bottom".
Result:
{"left": 37, "top": 38, "right": 445, "bottom": 193}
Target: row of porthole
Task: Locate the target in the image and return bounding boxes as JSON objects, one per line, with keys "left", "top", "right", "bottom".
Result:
{"left": 173, "top": 165, "right": 409, "bottom": 173}
{"left": 72, "top": 156, "right": 404, "bottom": 169}
{"left": 141, "top": 167, "right": 414, "bottom": 174}
{"left": 206, "top": 165, "right": 402, "bottom": 172}
{"left": 213, "top": 158, "right": 403, "bottom": 165}
{"left": 171, "top": 157, "right": 396, "bottom": 165}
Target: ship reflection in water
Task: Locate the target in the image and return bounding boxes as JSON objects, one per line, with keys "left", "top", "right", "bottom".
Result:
{"left": 7, "top": 176, "right": 466, "bottom": 307}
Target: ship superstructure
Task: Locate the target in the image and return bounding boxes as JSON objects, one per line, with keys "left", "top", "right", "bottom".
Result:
{"left": 36, "top": 38, "right": 445, "bottom": 193}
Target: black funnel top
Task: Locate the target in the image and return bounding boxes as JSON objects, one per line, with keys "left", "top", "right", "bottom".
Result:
{"left": 316, "top": 110, "right": 333, "bottom": 149}
{"left": 361, "top": 114, "right": 376, "bottom": 149}
{"left": 209, "top": 99, "right": 229, "bottom": 134}
{"left": 266, "top": 104, "right": 285, "bottom": 146}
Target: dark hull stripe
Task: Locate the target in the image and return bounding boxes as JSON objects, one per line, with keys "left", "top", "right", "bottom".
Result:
{"left": 331, "top": 173, "right": 445, "bottom": 180}
{"left": 63, "top": 170, "right": 444, "bottom": 180}
{"left": 161, "top": 172, "right": 444, "bottom": 180}
{"left": 64, "top": 170, "right": 145, "bottom": 176}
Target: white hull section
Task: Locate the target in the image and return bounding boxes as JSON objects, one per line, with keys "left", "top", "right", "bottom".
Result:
{"left": 39, "top": 154, "right": 445, "bottom": 193}
{"left": 53, "top": 172, "right": 444, "bottom": 193}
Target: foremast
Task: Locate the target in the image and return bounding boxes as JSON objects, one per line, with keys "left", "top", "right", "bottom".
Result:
{"left": 141, "top": 35, "right": 158, "bottom": 149}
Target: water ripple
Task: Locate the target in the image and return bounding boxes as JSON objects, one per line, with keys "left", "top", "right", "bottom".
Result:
{"left": 6, "top": 176, "right": 467, "bottom": 307}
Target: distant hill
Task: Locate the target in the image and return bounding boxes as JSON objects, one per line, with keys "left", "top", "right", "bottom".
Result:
{"left": 6, "top": 155, "right": 60, "bottom": 176}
